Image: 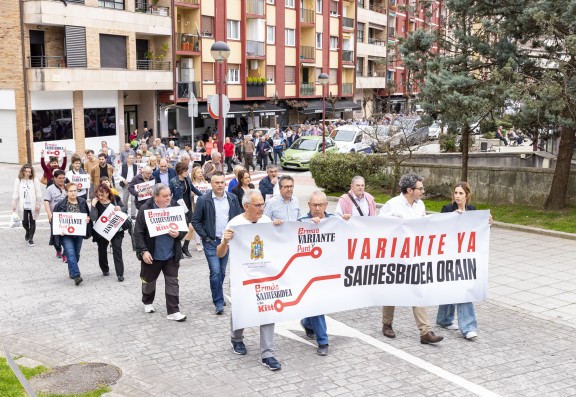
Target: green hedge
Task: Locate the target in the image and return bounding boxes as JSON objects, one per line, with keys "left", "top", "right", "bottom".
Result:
{"left": 309, "top": 152, "right": 392, "bottom": 192}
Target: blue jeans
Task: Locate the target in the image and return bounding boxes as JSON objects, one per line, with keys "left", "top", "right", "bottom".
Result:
{"left": 273, "top": 148, "right": 283, "bottom": 164}
{"left": 61, "top": 235, "right": 83, "bottom": 278}
{"left": 203, "top": 239, "right": 228, "bottom": 310}
{"left": 436, "top": 303, "right": 477, "bottom": 336}
{"left": 302, "top": 315, "right": 328, "bottom": 345}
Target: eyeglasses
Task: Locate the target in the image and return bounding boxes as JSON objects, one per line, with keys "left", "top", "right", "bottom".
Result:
{"left": 413, "top": 187, "right": 425, "bottom": 192}
{"left": 248, "top": 203, "right": 265, "bottom": 208}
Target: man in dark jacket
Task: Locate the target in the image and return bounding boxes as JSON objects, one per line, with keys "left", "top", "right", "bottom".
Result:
{"left": 128, "top": 166, "right": 154, "bottom": 211}
{"left": 134, "top": 184, "right": 187, "bottom": 321}
{"left": 258, "top": 164, "right": 278, "bottom": 202}
{"left": 120, "top": 154, "right": 138, "bottom": 217}
{"left": 191, "top": 172, "right": 242, "bottom": 314}
{"left": 153, "top": 159, "right": 177, "bottom": 186}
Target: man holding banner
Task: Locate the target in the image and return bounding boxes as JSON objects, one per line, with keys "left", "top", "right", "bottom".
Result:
{"left": 134, "top": 184, "right": 188, "bottom": 322}
{"left": 66, "top": 158, "right": 89, "bottom": 199}
{"left": 128, "top": 166, "right": 155, "bottom": 210}
{"left": 217, "top": 189, "right": 282, "bottom": 371}
{"left": 378, "top": 173, "right": 444, "bottom": 345}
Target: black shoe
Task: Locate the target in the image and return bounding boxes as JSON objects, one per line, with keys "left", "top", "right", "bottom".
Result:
{"left": 74, "top": 276, "right": 83, "bottom": 286}
{"left": 223, "top": 301, "right": 227, "bottom": 306}
{"left": 118, "top": 276, "right": 124, "bottom": 282}
{"left": 215, "top": 308, "right": 224, "bottom": 315}
{"left": 25, "top": 233, "right": 29, "bottom": 242}
{"left": 317, "top": 344, "right": 329, "bottom": 356}
{"left": 231, "top": 340, "right": 247, "bottom": 355}
{"left": 182, "top": 246, "right": 192, "bottom": 258}
{"left": 103, "top": 272, "right": 110, "bottom": 276}
{"left": 261, "top": 357, "right": 282, "bottom": 371}
{"left": 300, "top": 320, "right": 315, "bottom": 339}
{"left": 28, "top": 240, "right": 35, "bottom": 247}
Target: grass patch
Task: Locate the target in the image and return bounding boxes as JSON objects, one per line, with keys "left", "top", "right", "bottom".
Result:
{"left": 0, "top": 357, "right": 110, "bottom": 397}
{"left": 327, "top": 192, "right": 576, "bottom": 234}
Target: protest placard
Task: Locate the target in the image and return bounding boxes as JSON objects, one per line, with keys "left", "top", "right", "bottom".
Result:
{"left": 52, "top": 212, "right": 87, "bottom": 236}
{"left": 229, "top": 211, "right": 490, "bottom": 330}
{"left": 144, "top": 206, "right": 188, "bottom": 237}
{"left": 44, "top": 142, "right": 66, "bottom": 158}
{"left": 92, "top": 204, "right": 128, "bottom": 241}
{"left": 69, "top": 174, "right": 91, "bottom": 191}
{"left": 135, "top": 180, "right": 155, "bottom": 201}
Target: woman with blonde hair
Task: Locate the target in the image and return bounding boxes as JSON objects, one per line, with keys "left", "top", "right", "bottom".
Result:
{"left": 12, "top": 164, "right": 42, "bottom": 247}
{"left": 191, "top": 166, "right": 209, "bottom": 251}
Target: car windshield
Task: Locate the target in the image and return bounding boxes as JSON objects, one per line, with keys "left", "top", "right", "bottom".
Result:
{"left": 333, "top": 130, "right": 356, "bottom": 142}
{"left": 291, "top": 139, "right": 318, "bottom": 151}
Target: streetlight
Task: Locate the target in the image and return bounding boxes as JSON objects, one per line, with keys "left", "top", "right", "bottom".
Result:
{"left": 210, "top": 41, "right": 231, "bottom": 154}
{"left": 318, "top": 72, "right": 329, "bottom": 153}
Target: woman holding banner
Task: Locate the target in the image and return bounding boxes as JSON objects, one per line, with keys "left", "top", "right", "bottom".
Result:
{"left": 91, "top": 183, "right": 127, "bottom": 281}
{"left": 40, "top": 149, "right": 67, "bottom": 186}
{"left": 169, "top": 162, "right": 203, "bottom": 257}
{"left": 436, "top": 181, "right": 492, "bottom": 340}
{"left": 12, "top": 164, "right": 42, "bottom": 247}
{"left": 66, "top": 156, "right": 89, "bottom": 199}
{"left": 53, "top": 182, "right": 91, "bottom": 286}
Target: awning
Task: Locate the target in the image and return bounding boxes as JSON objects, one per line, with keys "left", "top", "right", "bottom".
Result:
{"left": 300, "top": 99, "right": 361, "bottom": 114}
{"left": 195, "top": 101, "right": 287, "bottom": 119}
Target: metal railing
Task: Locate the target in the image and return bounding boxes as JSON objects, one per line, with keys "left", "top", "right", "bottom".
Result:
{"left": 342, "top": 83, "right": 353, "bottom": 95}
{"left": 368, "top": 38, "right": 386, "bottom": 46}
{"left": 247, "top": 84, "right": 265, "bottom": 97}
{"left": 342, "top": 17, "right": 354, "bottom": 29}
{"left": 367, "top": 70, "right": 386, "bottom": 77}
{"left": 177, "top": 33, "right": 200, "bottom": 52}
{"left": 300, "top": 45, "right": 315, "bottom": 60}
{"left": 246, "top": 40, "right": 265, "bottom": 57}
{"left": 177, "top": 81, "right": 200, "bottom": 98}
{"left": 369, "top": 2, "right": 386, "bottom": 12}
{"left": 28, "top": 55, "right": 66, "bottom": 68}
{"left": 342, "top": 50, "right": 354, "bottom": 62}
{"left": 246, "top": 0, "right": 264, "bottom": 14}
{"left": 135, "top": 1, "right": 170, "bottom": 16}
{"left": 300, "top": 8, "right": 314, "bottom": 23}
{"left": 136, "top": 59, "right": 171, "bottom": 70}
{"left": 300, "top": 82, "right": 315, "bottom": 96}
{"left": 175, "top": 0, "right": 199, "bottom": 4}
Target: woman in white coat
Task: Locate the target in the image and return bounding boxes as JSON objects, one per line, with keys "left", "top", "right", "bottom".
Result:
{"left": 12, "top": 164, "right": 42, "bottom": 247}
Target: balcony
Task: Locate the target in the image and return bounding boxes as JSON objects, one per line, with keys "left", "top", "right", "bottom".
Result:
{"left": 135, "top": 0, "right": 170, "bottom": 16}
{"left": 369, "top": 2, "right": 386, "bottom": 13}
{"left": 136, "top": 59, "right": 171, "bottom": 71}
{"left": 177, "top": 81, "right": 200, "bottom": 99}
{"left": 246, "top": 84, "right": 265, "bottom": 97}
{"left": 300, "top": 82, "right": 315, "bottom": 96}
{"left": 28, "top": 56, "right": 66, "bottom": 68}
{"left": 246, "top": 0, "right": 265, "bottom": 15}
{"left": 177, "top": 33, "right": 200, "bottom": 52}
{"left": 342, "top": 50, "right": 354, "bottom": 62}
{"left": 342, "top": 17, "right": 355, "bottom": 29}
{"left": 300, "top": 46, "right": 315, "bottom": 60}
{"left": 355, "top": 75, "right": 387, "bottom": 89}
{"left": 368, "top": 38, "right": 385, "bottom": 46}
{"left": 246, "top": 41, "right": 265, "bottom": 57}
{"left": 301, "top": 8, "right": 314, "bottom": 24}
{"left": 175, "top": 0, "right": 199, "bottom": 6}
{"left": 357, "top": 6, "right": 388, "bottom": 27}
{"left": 342, "top": 83, "right": 353, "bottom": 95}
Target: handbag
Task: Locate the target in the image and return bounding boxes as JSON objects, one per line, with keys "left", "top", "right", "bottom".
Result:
{"left": 10, "top": 212, "right": 21, "bottom": 228}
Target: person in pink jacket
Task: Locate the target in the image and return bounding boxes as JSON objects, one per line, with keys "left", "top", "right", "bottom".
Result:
{"left": 335, "top": 176, "right": 377, "bottom": 219}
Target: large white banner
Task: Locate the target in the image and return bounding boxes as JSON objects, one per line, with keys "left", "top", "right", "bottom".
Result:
{"left": 92, "top": 204, "right": 128, "bottom": 241}
{"left": 135, "top": 180, "right": 155, "bottom": 201}
{"left": 52, "top": 212, "right": 87, "bottom": 236}
{"left": 144, "top": 206, "right": 188, "bottom": 237}
{"left": 230, "top": 211, "right": 490, "bottom": 330}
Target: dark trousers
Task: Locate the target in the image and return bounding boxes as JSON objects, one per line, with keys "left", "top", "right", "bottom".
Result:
{"left": 22, "top": 210, "right": 36, "bottom": 240}
{"left": 140, "top": 256, "right": 181, "bottom": 314}
{"left": 97, "top": 233, "right": 124, "bottom": 276}
{"left": 244, "top": 153, "right": 255, "bottom": 171}
{"left": 225, "top": 156, "right": 233, "bottom": 173}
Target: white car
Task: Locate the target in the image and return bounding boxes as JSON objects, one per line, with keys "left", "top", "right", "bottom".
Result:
{"left": 330, "top": 125, "right": 374, "bottom": 153}
{"left": 428, "top": 122, "right": 442, "bottom": 140}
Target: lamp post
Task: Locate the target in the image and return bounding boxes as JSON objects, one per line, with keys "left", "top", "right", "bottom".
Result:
{"left": 318, "top": 73, "right": 329, "bottom": 153}
{"left": 210, "top": 41, "right": 231, "bottom": 154}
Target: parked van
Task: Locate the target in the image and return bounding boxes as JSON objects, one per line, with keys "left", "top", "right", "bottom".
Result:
{"left": 330, "top": 125, "right": 374, "bottom": 153}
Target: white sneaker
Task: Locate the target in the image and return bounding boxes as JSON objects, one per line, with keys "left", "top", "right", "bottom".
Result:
{"left": 167, "top": 312, "right": 187, "bottom": 322}
{"left": 442, "top": 324, "right": 459, "bottom": 330}
{"left": 196, "top": 243, "right": 203, "bottom": 252}
{"left": 465, "top": 331, "right": 478, "bottom": 339}
{"left": 144, "top": 304, "right": 155, "bottom": 313}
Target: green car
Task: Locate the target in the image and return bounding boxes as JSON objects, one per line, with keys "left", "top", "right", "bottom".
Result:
{"left": 281, "top": 136, "right": 338, "bottom": 170}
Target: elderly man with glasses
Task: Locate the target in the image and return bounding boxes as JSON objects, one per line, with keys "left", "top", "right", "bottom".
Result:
{"left": 378, "top": 172, "right": 444, "bottom": 345}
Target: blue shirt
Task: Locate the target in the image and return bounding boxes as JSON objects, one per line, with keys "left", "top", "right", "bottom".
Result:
{"left": 152, "top": 203, "right": 175, "bottom": 260}
{"left": 159, "top": 171, "right": 170, "bottom": 187}
{"left": 264, "top": 194, "right": 300, "bottom": 221}
{"left": 213, "top": 192, "right": 230, "bottom": 238}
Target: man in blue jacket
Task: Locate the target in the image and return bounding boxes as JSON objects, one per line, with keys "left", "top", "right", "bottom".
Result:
{"left": 191, "top": 172, "right": 242, "bottom": 314}
{"left": 258, "top": 164, "right": 279, "bottom": 202}
{"left": 153, "top": 159, "right": 176, "bottom": 186}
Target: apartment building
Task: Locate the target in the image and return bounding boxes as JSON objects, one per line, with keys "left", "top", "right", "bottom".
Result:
{"left": 1, "top": 0, "right": 358, "bottom": 164}
{"left": 354, "top": 0, "right": 445, "bottom": 118}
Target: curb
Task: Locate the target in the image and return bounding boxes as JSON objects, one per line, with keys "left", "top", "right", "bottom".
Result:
{"left": 326, "top": 196, "right": 576, "bottom": 241}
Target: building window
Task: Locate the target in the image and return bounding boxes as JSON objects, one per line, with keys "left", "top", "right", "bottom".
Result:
{"left": 98, "top": 0, "right": 124, "bottom": 9}
{"left": 357, "top": 22, "right": 364, "bottom": 42}
{"left": 285, "top": 66, "right": 295, "bottom": 83}
{"left": 267, "top": 0, "right": 274, "bottom": 3}
{"left": 100, "top": 34, "right": 127, "bottom": 68}
{"left": 202, "top": 62, "right": 214, "bottom": 82}
{"left": 330, "top": 36, "right": 339, "bottom": 50}
{"left": 267, "top": 26, "right": 275, "bottom": 44}
{"left": 386, "top": 70, "right": 394, "bottom": 81}
{"left": 202, "top": 16, "right": 214, "bottom": 37}
{"left": 316, "top": 33, "right": 322, "bottom": 49}
{"left": 32, "top": 109, "right": 73, "bottom": 142}
{"left": 316, "top": 0, "right": 322, "bottom": 13}
{"left": 227, "top": 20, "right": 241, "bottom": 40}
{"left": 285, "top": 29, "right": 295, "bottom": 46}
{"left": 266, "top": 65, "right": 275, "bottom": 83}
{"left": 329, "top": 68, "right": 337, "bottom": 84}
{"left": 227, "top": 64, "right": 240, "bottom": 83}
{"left": 285, "top": 0, "right": 295, "bottom": 7}
{"left": 356, "top": 57, "right": 364, "bottom": 76}
{"left": 330, "top": 0, "right": 338, "bottom": 15}
{"left": 84, "top": 108, "right": 117, "bottom": 138}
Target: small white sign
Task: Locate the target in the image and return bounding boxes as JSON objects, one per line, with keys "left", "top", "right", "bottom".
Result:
{"left": 44, "top": 142, "right": 66, "bottom": 158}
{"left": 93, "top": 204, "right": 128, "bottom": 241}
{"left": 70, "top": 174, "right": 91, "bottom": 191}
{"left": 144, "top": 206, "right": 188, "bottom": 237}
{"left": 52, "top": 212, "right": 87, "bottom": 236}
{"left": 135, "top": 180, "right": 155, "bottom": 201}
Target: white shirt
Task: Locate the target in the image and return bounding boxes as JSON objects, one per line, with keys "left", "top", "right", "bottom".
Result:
{"left": 213, "top": 192, "right": 230, "bottom": 238}
{"left": 126, "top": 165, "right": 135, "bottom": 183}
{"left": 226, "top": 213, "right": 272, "bottom": 228}
{"left": 378, "top": 194, "right": 426, "bottom": 219}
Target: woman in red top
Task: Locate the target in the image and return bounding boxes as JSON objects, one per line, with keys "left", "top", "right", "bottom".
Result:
{"left": 205, "top": 136, "right": 214, "bottom": 157}
{"left": 39, "top": 149, "right": 67, "bottom": 186}
{"left": 223, "top": 137, "right": 235, "bottom": 173}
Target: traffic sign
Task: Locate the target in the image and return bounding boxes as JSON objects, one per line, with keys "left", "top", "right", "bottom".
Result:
{"left": 188, "top": 93, "right": 198, "bottom": 118}
{"left": 208, "top": 94, "right": 230, "bottom": 119}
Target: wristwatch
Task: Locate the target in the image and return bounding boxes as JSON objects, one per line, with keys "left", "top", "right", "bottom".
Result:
{"left": 203, "top": 237, "right": 212, "bottom": 243}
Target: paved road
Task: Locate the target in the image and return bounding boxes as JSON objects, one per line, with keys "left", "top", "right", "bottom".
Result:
{"left": 1, "top": 163, "right": 575, "bottom": 397}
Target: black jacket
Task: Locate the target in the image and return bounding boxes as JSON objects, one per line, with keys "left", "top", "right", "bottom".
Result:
{"left": 128, "top": 173, "right": 154, "bottom": 209}
{"left": 133, "top": 198, "right": 186, "bottom": 262}
{"left": 53, "top": 196, "right": 92, "bottom": 239}
{"left": 120, "top": 163, "right": 138, "bottom": 188}
{"left": 441, "top": 202, "right": 476, "bottom": 213}
{"left": 191, "top": 190, "right": 242, "bottom": 242}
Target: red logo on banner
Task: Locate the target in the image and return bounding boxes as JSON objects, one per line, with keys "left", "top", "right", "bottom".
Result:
{"left": 169, "top": 222, "right": 178, "bottom": 230}
{"left": 100, "top": 216, "right": 108, "bottom": 223}
{"left": 78, "top": 183, "right": 83, "bottom": 189}
{"left": 54, "top": 150, "right": 60, "bottom": 156}
{"left": 67, "top": 226, "right": 75, "bottom": 234}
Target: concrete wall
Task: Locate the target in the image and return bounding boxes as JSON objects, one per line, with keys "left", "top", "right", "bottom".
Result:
{"left": 400, "top": 162, "right": 576, "bottom": 207}
{"left": 406, "top": 152, "right": 561, "bottom": 169}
